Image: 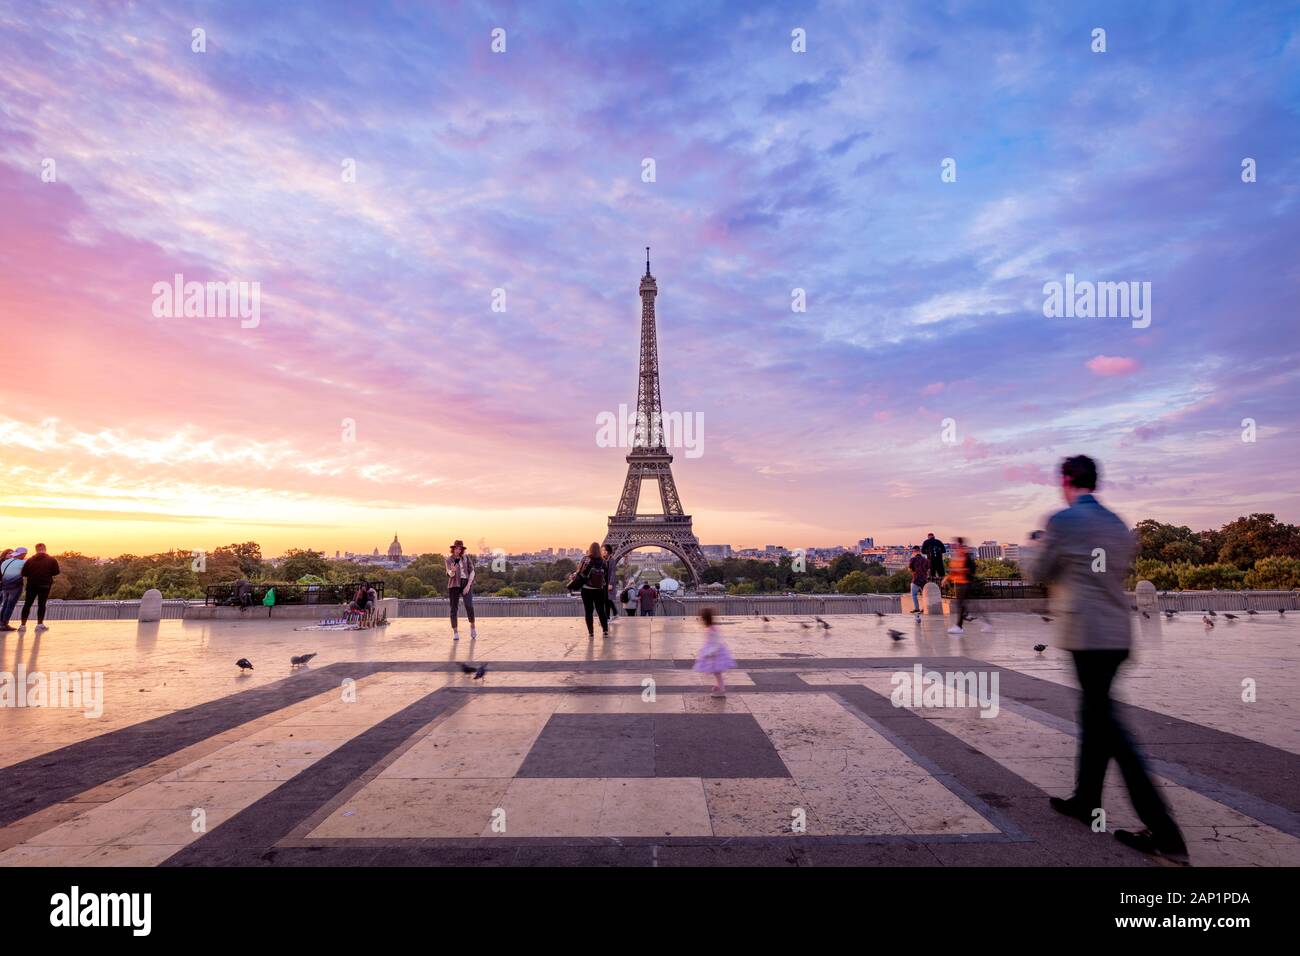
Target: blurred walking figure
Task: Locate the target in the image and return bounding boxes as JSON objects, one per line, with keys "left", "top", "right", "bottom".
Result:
{"left": 20, "top": 543, "right": 59, "bottom": 631}
{"left": 945, "top": 538, "right": 972, "bottom": 634}
{"left": 620, "top": 580, "right": 638, "bottom": 617}
{"left": 1027, "top": 455, "right": 1187, "bottom": 864}
{"left": 574, "top": 542, "right": 610, "bottom": 638}
{"left": 601, "top": 545, "right": 619, "bottom": 619}
{"left": 693, "top": 608, "right": 735, "bottom": 697}
{"left": 0, "top": 547, "right": 25, "bottom": 631}
{"left": 907, "top": 545, "right": 929, "bottom": 613}
{"left": 446, "top": 540, "right": 477, "bottom": 641}
{"left": 921, "top": 533, "right": 946, "bottom": 581}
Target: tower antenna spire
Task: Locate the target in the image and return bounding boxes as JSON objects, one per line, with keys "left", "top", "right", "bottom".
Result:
{"left": 645, "top": 246, "right": 651, "bottom": 276}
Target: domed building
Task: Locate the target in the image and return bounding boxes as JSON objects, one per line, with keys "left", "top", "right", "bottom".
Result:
{"left": 388, "top": 534, "right": 403, "bottom": 562}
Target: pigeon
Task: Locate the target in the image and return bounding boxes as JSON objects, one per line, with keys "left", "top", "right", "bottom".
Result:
{"left": 1141, "top": 610, "right": 1150, "bottom": 619}
{"left": 815, "top": 616, "right": 831, "bottom": 629}
{"left": 1130, "top": 604, "right": 1139, "bottom": 612}
{"left": 236, "top": 658, "right": 254, "bottom": 672}
{"left": 1280, "top": 609, "right": 1287, "bottom": 617}
{"left": 1207, "top": 610, "right": 1218, "bottom": 617}
{"left": 800, "top": 622, "right": 811, "bottom": 630}
{"left": 1224, "top": 613, "right": 1238, "bottom": 620}
{"left": 1246, "top": 609, "right": 1258, "bottom": 616}
{"left": 887, "top": 629, "right": 905, "bottom": 641}
{"left": 875, "top": 611, "right": 886, "bottom": 619}
{"left": 473, "top": 663, "right": 488, "bottom": 680}
{"left": 1202, "top": 615, "right": 1214, "bottom": 628}
{"left": 1164, "top": 610, "right": 1176, "bottom": 619}
{"left": 1033, "top": 644, "right": 1047, "bottom": 653}
{"left": 1040, "top": 616, "right": 1053, "bottom": 623}
{"left": 290, "top": 653, "right": 317, "bottom": 667}
{"left": 456, "top": 663, "right": 478, "bottom": 675}
{"left": 761, "top": 616, "right": 771, "bottom": 622}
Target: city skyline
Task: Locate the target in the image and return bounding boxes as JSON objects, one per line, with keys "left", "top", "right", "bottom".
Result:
{"left": 2, "top": 2, "right": 1298, "bottom": 558}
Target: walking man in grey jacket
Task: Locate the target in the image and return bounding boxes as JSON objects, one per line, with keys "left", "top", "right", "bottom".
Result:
{"left": 1026, "top": 455, "right": 1187, "bottom": 864}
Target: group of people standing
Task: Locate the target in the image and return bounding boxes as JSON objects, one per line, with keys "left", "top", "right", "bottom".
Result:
{"left": 569, "top": 543, "right": 659, "bottom": 638}
{"left": 0, "top": 543, "right": 60, "bottom": 631}
{"left": 439, "top": 539, "right": 660, "bottom": 640}
{"left": 905, "top": 532, "right": 977, "bottom": 633}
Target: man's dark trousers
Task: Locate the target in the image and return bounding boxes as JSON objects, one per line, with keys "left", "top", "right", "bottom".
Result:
{"left": 1071, "top": 649, "right": 1179, "bottom": 842}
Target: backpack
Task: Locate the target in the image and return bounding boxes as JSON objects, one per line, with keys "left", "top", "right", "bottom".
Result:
{"left": 586, "top": 559, "right": 606, "bottom": 591}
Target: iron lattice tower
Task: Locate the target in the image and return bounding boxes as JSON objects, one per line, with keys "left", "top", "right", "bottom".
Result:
{"left": 603, "top": 249, "right": 709, "bottom": 586}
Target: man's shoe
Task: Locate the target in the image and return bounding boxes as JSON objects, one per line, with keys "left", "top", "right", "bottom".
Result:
{"left": 1049, "top": 796, "right": 1093, "bottom": 825}
{"left": 470, "top": 627, "right": 477, "bottom": 640}
{"left": 1115, "top": 828, "right": 1190, "bottom": 865}
{"left": 35, "top": 623, "right": 48, "bottom": 631}
{"left": 946, "top": 626, "right": 963, "bottom": 635}
{"left": 452, "top": 631, "right": 460, "bottom": 642}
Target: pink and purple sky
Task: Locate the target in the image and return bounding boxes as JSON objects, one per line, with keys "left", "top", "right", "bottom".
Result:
{"left": 1, "top": 0, "right": 1297, "bottom": 558}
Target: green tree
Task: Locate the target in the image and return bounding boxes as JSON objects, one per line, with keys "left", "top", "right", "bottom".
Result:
{"left": 827, "top": 553, "right": 868, "bottom": 582}
{"left": 50, "top": 553, "right": 100, "bottom": 600}
{"left": 400, "top": 576, "right": 428, "bottom": 598}
{"left": 1176, "top": 563, "right": 1246, "bottom": 591}
{"left": 1243, "top": 556, "right": 1300, "bottom": 590}
{"left": 495, "top": 586, "right": 521, "bottom": 598}
{"left": 835, "top": 571, "right": 879, "bottom": 594}
{"left": 1215, "top": 514, "right": 1300, "bottom": 570}
{"left": 884, "top": 570, "right": 912, "bottom": 593}
{"left": 975, "top": 559, "right": 1020, "bottom": 579}
{"left": 1134, "top": 520, "right": 1206, "bottom": 565}
{"left": 278, "top": 549, "right": 331, "bottom": 581}
{"left": 539, "top": 580, "right": 567, "bottom": 595}
{"left": 1130, "top": 559, "right": 1179, "bottom": 590}
{"left": 213, "top": 542, "right": 263, "bottom": 578}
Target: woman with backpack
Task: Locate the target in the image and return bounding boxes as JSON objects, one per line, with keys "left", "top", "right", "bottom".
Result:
{"left": 571, "top": 541, "right": 610, "bottom": 638}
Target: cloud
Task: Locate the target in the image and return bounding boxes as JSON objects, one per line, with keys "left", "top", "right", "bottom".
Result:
{"left": 1086, "top": 355, "right": 1141, "bottom": 377}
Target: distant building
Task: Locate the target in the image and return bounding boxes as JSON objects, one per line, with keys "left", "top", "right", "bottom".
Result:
{"left": 701, "top": 544, "right": 733, "bottom": 559}
{"left": 977, "top": 541, "right": 1002, "bottom": 560}
{"left": 858, "top": 537, "right": 874, "bottom": 550}
{"left": 1001, "top": 542, "right": 1021, "bottom": 562}
{"left": 343, "top": 533, "right": 412, "bottom": 568}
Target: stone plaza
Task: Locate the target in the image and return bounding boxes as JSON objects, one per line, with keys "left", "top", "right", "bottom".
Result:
{"left": 0, "top": 611, "right": 1296, "bottom": 867}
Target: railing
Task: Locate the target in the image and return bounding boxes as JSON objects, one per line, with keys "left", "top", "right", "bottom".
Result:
{"left": 204, "top": 581, "right": 385, "bottom": 607}
{"left": 35, "top": 600, "right": 197, "bottom": 621}
{"left": 1153, "top": 589, "right": 1298, "bottom": 612}
{"left": 941, "top": 578, "right": 1046, "bottom": 599}
{"left": 397, "top": 593, "right": 905, "bottom": 617}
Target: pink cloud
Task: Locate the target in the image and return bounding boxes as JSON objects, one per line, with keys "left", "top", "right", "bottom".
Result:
{"left": 1002, "top": 463, "right": 1055, "bottom": 486}
{"left": 1086, "top": 355, "right": 1140, "bottom": 377}
{"left": 921, "top": 381, "right": 945, "bottom": 396}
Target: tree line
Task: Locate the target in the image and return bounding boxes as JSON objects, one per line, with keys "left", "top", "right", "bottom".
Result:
{"left": 30, "top": 513, "right": 1300, "bottom": 601}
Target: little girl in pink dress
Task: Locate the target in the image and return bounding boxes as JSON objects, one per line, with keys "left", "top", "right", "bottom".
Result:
{"left": 693, "top": 608, "right": 736, "bottom": 696}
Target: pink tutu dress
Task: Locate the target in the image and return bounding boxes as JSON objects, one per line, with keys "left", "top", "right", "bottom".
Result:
{"left": 693, "top": 625, "right": 736, "bottom": 673}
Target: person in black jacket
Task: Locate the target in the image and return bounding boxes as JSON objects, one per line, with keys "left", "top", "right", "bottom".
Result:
{"left": 601, "top": 545, "right": 619, "bottom": 620}
{"left": 576, "top": 542, "right": 610, "bottom": 638}
{"left": 921, "top": 533, "right": 946, "bottom": 581}
{"left": 20, "top": 543, "right": 60, "bottom": 630}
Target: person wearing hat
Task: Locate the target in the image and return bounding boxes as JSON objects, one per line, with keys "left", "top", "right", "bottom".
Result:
{"left": 0, "top": 547, "right": 25, "bottom": 631}
{"left": 445, "top": 540, "right": 477, "bottom": 641}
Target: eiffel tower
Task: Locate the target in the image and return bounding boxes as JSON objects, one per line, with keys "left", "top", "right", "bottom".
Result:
{"left": 603, "top": 249, "right": 709, "bottom": 586}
